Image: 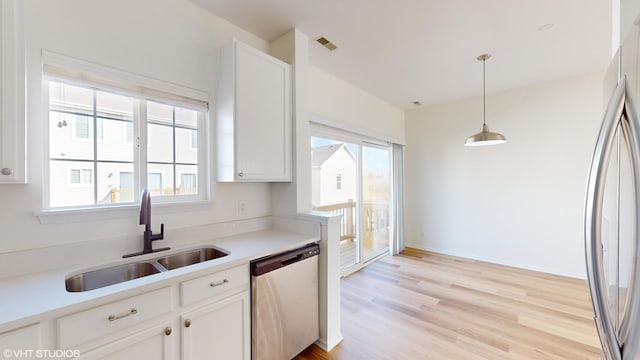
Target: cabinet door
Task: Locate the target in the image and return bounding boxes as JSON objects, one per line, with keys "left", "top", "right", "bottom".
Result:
{"left": 181, "top": 291, "right": 250, "bottom": 360}
{"left": 0, "top": 324, "right": 39, "bottom": 360}
{"left": 234, "top": 42, "right": 291, "bottom": 181}
{"left": 79, "top": 322, "right": 174, "bottom": 360}
{"left": 0, "top": 0, "right": 26, "bottom": 184}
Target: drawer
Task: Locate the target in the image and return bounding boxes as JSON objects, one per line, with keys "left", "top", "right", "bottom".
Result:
{"left": 181, "top": 264, "right": 249, "bottom": 307}
{"left": 58, "top": 287, "right": 171, "bottom": 349}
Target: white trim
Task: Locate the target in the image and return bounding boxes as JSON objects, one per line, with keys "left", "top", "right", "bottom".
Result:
{"left": 34, "top": 200, "right": 212, "bottom": 224}
{"left": 41, "top": 50, "right": 209, "bottom": 112}
{"left": 310, "top": 114, "right": 405, "bottom": 145}
{"left": 407, "top": 243, "right": 587, "bottom": 280}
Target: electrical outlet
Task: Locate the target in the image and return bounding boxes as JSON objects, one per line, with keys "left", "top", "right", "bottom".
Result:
{"left": 238, "top": 200, "right": 248, "bottom": 215}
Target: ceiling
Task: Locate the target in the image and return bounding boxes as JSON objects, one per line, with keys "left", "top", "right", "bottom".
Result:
{"left": 191, "top": 0, "right": 612, "bottom": 109}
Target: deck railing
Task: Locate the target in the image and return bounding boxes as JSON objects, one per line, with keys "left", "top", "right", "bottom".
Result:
{"left": 315, "top": 199, "right": 390, "bottom": 242}
{"left": 315, "top": 199, "right": 356, "bottom": 241}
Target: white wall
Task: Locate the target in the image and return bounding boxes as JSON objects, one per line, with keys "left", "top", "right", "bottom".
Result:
{"left": 0, "top": 0, "right": 273, "bottom": 253}
{"left": 405, "top": 72, "right": 604, "bottom": 278}
{"left": 308, "top": 65, "right": 405, "bottom": 144}
{"left": 621, "top": 0, "right": 640, "bottom": 41}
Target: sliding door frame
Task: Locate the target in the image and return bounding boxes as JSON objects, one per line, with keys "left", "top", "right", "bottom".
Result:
{"left": 311, "top": 124, "right": 393, "bottom": 274}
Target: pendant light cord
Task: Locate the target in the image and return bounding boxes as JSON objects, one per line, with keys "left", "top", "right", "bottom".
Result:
{"left": 482, "top": 57, "right": 486, "bottom": 126}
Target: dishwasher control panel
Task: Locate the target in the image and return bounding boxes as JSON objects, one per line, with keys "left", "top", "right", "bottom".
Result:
{"left": 250, "top": 243, "right": 320, "bottom": 276}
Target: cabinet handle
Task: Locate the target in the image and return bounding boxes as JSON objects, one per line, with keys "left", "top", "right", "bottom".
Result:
{"left": 1, "top": 168, "right": 12, "bottom": 176}
{"left": 238, "top": 172, "right": 244, "bottom": 178}
{"left": 210, "top": 279, "right": 229, "bottom": 288}
{"left": 185, "top": 319, "right": 192, "bottom": 328}
{"left": 108, "top": 308, "right": 137, "bottom": 322}
{"left": 165, "top": 327, "right": 172, "bottom": 336}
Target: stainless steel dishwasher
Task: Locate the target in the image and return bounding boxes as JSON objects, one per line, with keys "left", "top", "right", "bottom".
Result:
{"left": 251, "top": 243, "right": 320, "bottom": 360}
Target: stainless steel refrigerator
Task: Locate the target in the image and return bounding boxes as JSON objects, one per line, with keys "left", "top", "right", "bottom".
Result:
{"left": 585, "top": 16, "right": 640, "bottom": 360}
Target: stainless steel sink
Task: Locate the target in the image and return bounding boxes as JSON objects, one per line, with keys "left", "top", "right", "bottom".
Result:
{"left": 66, "top": 262, "right": 162, "bottom": 292}
{"left": 156, "top": 247, "right": 228, "bottom": 270}
{"left": 65, "top": 247, "right": 229, "bottom": 292}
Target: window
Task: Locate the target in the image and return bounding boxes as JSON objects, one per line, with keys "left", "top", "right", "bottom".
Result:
{"left": 74, "top": 116, "right": 90, "bottom": 139}
{"left": 190, "top": 129, "right": 198, "bottom": 150}
{"left": 69, "top": 168, "right": 92, "bottom": 186}
{"left": 125, "top": 122, "right": 134, "bottom": 144}
{"left": 72, "top": 116, "right": 103, "bottom": 141}
{"left": 336, "top": 173, "right": 342, "bottom": 190}
{"left": 180, "top": 173, "right": 197, "bottom": 195}
{"left": 47, "top": 80, "right": 207, "bottom": 209}
{"left": 148, "top": 172, "right": 163, "bottom": 195}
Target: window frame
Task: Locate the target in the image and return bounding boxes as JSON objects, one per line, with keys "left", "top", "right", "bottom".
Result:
{"left": 38, "top": 52, "right": 210, "bottom": 222}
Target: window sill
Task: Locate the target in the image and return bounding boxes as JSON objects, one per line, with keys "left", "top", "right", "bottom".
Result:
{"left": 34, "top": 200, "right": 211, "bottom": 224}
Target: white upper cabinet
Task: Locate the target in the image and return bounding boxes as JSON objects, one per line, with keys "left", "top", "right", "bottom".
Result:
{"left": 216, "top": 40, "right": 292, "bottom": 182}
{"left": 0, "top": 0, "right": 26, "bottom": 184}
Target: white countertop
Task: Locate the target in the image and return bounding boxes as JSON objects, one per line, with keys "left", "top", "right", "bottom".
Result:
{"left": 0, "top": 228, "right": 319, "bottom": 332}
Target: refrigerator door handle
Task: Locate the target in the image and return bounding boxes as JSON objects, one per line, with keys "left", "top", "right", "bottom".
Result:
{"left": 585, "top": 77, "right": 627, "bottom": 360}
{"left": 619, "top": 80, "right": 640, "bottom": 359}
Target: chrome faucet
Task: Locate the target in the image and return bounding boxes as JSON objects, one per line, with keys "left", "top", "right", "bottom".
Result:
{"left": 123, "top": 189, "right": 170, "bottom": 258}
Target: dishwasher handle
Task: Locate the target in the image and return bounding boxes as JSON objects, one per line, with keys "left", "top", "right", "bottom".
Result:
{"left": 281, "top": 254, "right": 304, "bottom": 266}
{"left": 251, "top": 243, "right": 319, "bottom": 276}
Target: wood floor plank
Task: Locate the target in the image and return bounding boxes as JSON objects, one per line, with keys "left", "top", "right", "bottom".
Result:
{"left": 295, "top": 248, "right": 602, "bottom": 360}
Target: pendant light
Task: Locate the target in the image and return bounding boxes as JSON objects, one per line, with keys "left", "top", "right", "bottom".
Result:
{"left": 464, "top": 54, "right": 507, "bottom": 146}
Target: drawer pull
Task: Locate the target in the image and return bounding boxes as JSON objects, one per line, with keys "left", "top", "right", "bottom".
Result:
{"left": 165, "top": 327, "right": 172, "bottom": 336}
{"left": 108, "top": 308, "right": 138, "bottom": 322}
{"left": 209, "top": 279, "right": 229, "bottom": 288}
{"left": 185, "top": 319, "right": 192, "bottom": 328}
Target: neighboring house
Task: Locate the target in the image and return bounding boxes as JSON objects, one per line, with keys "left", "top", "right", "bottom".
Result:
{"left": 311, "top": 143, "right": 356, "bottom": 207}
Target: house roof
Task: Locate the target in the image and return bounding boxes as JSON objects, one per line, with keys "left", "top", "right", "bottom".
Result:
{"left": 311, "top": 143, "right": 354, "bottom": 167}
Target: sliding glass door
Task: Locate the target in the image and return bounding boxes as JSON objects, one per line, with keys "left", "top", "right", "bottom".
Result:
{"left": 361, "top": 144, "right": 391, "bottom": 262}
{"left": 311, "top": 134, "right": 391, "bottom": 271}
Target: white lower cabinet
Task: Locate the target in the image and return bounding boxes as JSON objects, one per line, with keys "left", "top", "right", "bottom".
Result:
{"left": 78, "top": 322, "right": 173, "bottom": 360}
{"left": 35, "top": 264, "right": 251, "bottom": 360}
{"left": 181, "top": 291, "right": 250, "bottom": 360}
{"left": 57, "top": 287, "right": 172, "bottom": 350}
{"left": 0, "top": 265, "right": 251, "bottom": 360}
{"left": 0, "top": 324, "right": 40, "bottom": 360}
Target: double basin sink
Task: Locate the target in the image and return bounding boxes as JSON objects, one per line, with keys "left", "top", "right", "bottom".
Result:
{"left": 65, "top": 247, "right": 228, "bottom": 292}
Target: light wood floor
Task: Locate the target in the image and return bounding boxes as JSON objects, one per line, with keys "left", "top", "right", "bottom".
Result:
{"left": 340, "top": 230, "right": 390, "bottom": 268}
{"left": 296, "top": 248, "right": 602, "bottom": 360}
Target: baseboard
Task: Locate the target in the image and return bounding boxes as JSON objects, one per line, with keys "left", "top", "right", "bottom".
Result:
{"left": 315, "top": 333, "right": 344, "bottom": 352}
{"left": 405, "top": 243, "right": 587, "bottom": 280}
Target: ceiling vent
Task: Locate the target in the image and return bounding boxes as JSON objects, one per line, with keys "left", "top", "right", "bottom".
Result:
{"left": 316, "top": 36, "right": 338, "bottom": 51}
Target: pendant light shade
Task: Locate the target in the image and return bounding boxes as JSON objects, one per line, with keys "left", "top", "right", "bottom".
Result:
{"left": 464, "top": 124, "right": 507, "bottom": 146}
{"left": 464, "top": 54, "right": 507, "bottom": 146}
